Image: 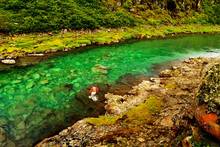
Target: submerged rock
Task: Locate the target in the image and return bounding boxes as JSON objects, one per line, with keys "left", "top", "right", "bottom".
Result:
{"left": 92, "top": 64, "right": 109, "bottom": 74}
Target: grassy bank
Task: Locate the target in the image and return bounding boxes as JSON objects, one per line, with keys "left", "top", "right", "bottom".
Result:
{"left": 1, "top": 24, "right": 220, "bottom": 59}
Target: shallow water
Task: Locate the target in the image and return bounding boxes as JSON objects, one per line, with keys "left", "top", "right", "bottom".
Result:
{"left": 0, "top": 34, "right": 220, "bottom": 146}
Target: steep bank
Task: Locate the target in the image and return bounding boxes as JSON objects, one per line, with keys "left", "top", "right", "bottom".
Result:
{"left": 36, "top": 57, "right": 220, "bottom": 146}
{"left": 1, "top": 24, "right": 220, "bottom": 64}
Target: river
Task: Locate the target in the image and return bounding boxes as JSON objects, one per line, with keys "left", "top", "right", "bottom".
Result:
{"left": 0, "top": 34, "right": 220, "bottom": 146}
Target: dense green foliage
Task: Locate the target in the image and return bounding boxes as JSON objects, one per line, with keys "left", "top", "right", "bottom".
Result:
{"left": 0, "top": 0, "right": 136, "bottom": 33}
{"left": 203, "top": 0, "right": 220, "bottom": 24}
{"left": 0, "top": 0, "right": 219, "bottom": 33}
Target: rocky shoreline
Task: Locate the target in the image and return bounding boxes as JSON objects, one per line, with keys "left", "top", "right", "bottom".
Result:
{"left": 36, "top": 57, "right": 220, "bottom": 146}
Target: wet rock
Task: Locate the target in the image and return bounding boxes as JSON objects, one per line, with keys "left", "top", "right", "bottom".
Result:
{"left": 1, "top": 59, "right": 16, "bottom": 64}
{"left": 159, "top": 69, "right": 172, "bottom": 77}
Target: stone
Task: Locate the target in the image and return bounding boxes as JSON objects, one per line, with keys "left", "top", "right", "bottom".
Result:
{"left": 27, "top": 53, "right": 44, "bottom": 57}
{"left": 160, "top": 116, "right": 174, "bottom": 127}
{"left": 137, "top": 137, "right": 145, "bottom": 142}
{"left": 1, "top": 59, "right": 16, "bottom": 64}
{"left": 182, "top": 136, "right": 192, "bottom": 147}
{"left": 159, "top": 69, "right": 172, "bottom": 77}
{"left": 197, "top": 64, "right": 220, "bottom": 114}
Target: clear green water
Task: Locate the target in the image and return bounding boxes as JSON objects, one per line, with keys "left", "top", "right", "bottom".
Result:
{"left": 0, "top": 34, "right": 220, "bottom": 146}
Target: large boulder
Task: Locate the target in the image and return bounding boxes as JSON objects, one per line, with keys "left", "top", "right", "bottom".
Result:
{"left": 196, "top": 63, "right": 220, "bottom": 141}
{"left": 197, "top": 64, "right": 220, "bottom": 115}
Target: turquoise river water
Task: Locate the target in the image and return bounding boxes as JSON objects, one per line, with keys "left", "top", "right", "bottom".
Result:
{"left": 0, "top": 34, "right": 220, "bottom": 146}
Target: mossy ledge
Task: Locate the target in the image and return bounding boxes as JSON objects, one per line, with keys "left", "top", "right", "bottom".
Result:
{"left": 1, "top": 24, "right": 220, "bottom": 61}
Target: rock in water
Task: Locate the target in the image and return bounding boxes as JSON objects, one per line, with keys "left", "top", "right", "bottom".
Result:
{"left": 1, "top": 59, "right": 16, "bottom": 64}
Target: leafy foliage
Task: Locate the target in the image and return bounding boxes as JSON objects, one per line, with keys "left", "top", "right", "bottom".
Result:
{"left": 0, "top": 0, "right": 136, "bottom": 33}
{"left": 0, "top": 0, "right": 219, "bottom": 33}
{"left": 203, "top": 0, "right": 220, "bottom": 24}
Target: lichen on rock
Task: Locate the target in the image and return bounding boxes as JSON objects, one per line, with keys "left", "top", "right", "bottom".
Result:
{"left": 197, "top": 63, "right": 220, "bottom": 115}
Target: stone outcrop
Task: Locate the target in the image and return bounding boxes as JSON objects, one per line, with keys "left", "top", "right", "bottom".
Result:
{"left": 195, "top": 62, "right": 220, "bottom": 141}
{"left": 197, "top": 64, "right": 220, "bottom": 115}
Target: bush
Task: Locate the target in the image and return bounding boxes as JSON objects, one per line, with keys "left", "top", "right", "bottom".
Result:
{"left": 203, "top": 0, "right": 220, "bottom": 24}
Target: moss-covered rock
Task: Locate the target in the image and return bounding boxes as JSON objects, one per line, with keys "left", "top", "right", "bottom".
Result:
{"left": 197, "top": 64, "right": 220, "bottom": 115}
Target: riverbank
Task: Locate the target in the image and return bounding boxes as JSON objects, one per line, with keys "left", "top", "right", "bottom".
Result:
{"left": 36, "top": 57, "right": 220, "bottom": 146}
{"left": 1, "top": 24, "right": 220, "bottom": 64}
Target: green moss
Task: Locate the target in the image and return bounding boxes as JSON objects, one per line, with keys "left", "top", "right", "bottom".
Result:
{"left": 1, "top": 24, "right": 220, "bottom": 58}
{"left": 164, "top": 82, "right": 176, "bottom": 89}
{"left": 197, "top": 64, "right": 220, "bottom": 114}
{"left": 86, "top": 115, "right": 122, "bottom": 126}
{"left": 125, "top": 96, "right": 162, "bottom": 124}
{"left": 86, "top": 96, "right": 162, "bottom": 126}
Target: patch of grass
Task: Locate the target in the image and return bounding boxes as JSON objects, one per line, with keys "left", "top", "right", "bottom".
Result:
{"left": 164, "top": 82, "right": 176, "bottom": 90}
{"left": 124, "top": 96, "right": 162, "bottom": 124}
{"left": 1, "top": 24, "right": 220, "bottom": 58}
{"left": 86, "top": 115, "right": 122, "bottom": 126}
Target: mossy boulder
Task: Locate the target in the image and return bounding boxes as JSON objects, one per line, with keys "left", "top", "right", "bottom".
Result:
{"left": 197, "top": 64, "right": 220, "bottom": 115}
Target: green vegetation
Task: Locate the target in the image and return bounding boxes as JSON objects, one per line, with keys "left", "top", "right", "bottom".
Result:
{"left": 1, "top": 24, "right": 220, "bottom": 59}
{"left": 86, "top": 96, "right": 162, "bottom": 126}
{"left": 0, "top": 0, "right": 136, "bottom": 33}
{"left": 86, "top": 115, "right": 122, "bottom": 126}
{"left": 0, "top": 0, "right": 219, "bottom": 33}
{"left": 203, "top": 0, "right": 220, "bottom": 24}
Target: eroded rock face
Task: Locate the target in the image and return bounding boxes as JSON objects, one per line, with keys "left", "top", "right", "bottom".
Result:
{"left": 197, "top": 64, "right": 220, "bottom": 115}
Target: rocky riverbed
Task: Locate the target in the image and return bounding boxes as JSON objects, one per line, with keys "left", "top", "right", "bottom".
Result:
{"left": 36, "top": 57, "right": 220, "bottom": 146}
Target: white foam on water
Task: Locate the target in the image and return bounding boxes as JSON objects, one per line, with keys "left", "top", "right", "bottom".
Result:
{"left": 189, "top": 48, "right": 220, "bottom": 58}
